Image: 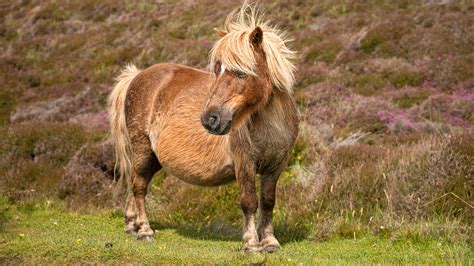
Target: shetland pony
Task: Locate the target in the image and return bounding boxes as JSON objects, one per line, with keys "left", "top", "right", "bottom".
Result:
{"left": 108, "top": 3, "right": 298, "bottom": 252}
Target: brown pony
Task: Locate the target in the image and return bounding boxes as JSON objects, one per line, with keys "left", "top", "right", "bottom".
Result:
{"left": 108, "top": 3, "right": 298, "bottom": 252}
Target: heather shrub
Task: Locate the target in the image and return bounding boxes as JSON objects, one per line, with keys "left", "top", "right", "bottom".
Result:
{"left": 0, "top": 122, "right": 101, "bottom": 202}
{"left": 426, "top": 133, "right": 474, "bottom": 221}
{"left": 299, "top": 83, "right": 363, "bottom": 128}
{"left": 376, "top": 110, "right": 421, "bottom": 135}
{"left": 11, "top": 87, "right": 108, "bottom": 124}
{"left": 57, "top": 139, "right": 116, "bottom": 209}
{"left": 345, "top": 105, "right": 388, "bottom": 134}
{"left": 301, "top": 83, "right": 403, "bottom": 135}
{"left": 416, "top": 92, "right": 474, "bottom": 127}
{"left": 379, "top": 133, "right": 473, "bottom": 221}
{"left": 266, "top": 131, "right": 473, "bottom": 241}
{"left": 328, "top": 144, "right": 385, "bottom": 170}
{"left": 319, "top": 144, "right": 388, "bottom": 216}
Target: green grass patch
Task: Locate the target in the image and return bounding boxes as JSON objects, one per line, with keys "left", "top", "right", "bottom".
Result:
{"left": 388, "top": 70, "right": 425, "bottom": 88}
{"left": 351, "top": 73, "right": 386, "bottom": 96}
{"left": 0, "top": 90, "right": 14, "bottom": 126}
{"left": 393, "top": 90, "right": 430, "bottom": 108}
{"left": 360, "top": 24, "right": 410, "bottom": 56}
{"left": 360, "top": 30, "right": 387, "bottom": 54}
{"left": 0, "top": 198, "right": 471, "bottom": 264}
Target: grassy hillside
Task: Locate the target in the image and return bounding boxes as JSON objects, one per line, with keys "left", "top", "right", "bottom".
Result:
{"left": 0, "top": 0, "right": 473, "bottom": 263}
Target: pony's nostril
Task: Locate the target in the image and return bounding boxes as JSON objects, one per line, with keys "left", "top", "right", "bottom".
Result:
{"left": 201, "top": 110, "right": 225, "bottom": 134}
{"left": 207, "top": 114, "right": 220, "bottom": 127}
{"left": 208, "top": 115, "right": 217, "bottom": 125}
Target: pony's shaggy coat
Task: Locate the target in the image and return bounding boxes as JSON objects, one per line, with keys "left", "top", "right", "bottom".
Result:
{"left": 108, "top": 3, "right": 298, "bottom": 252}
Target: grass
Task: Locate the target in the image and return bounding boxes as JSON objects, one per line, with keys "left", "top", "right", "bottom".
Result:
{"left": 0, "top": 91, "right": 14, "bottom": 126}
{"left": 393, "top": 90, "right": 431, "bottom": 108}
{"left": 305, "top": 40, "right": 343, "bottom": 65}
{"left": 0, "top": 198, "right": 471, "bottom": 265}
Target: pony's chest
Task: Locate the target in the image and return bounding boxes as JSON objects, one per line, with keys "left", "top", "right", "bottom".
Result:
{"left": 245, "top": 123, "right": 293, "bottom": 164}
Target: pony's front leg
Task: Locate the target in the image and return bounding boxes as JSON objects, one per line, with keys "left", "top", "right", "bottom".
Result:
{"left": 258, "top": 161, "right": 288, "bottom": 253}
{"left": 235, "top": 159, "right": 260, "bottom": 252}
{"left": 258, "top": 174, "right": 280, "bottom": 252}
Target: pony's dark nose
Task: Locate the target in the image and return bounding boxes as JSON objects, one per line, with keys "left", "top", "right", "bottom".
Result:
{"left": 201, "top": 111, "right": 221, "bottom": 132}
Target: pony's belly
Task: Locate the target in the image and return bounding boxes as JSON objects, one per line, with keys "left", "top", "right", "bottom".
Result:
{"left": 164, "top": 163, "right": 235, "bottom": 186}
{"left": 154, "top": 125, "right": 235, "bottom": 186}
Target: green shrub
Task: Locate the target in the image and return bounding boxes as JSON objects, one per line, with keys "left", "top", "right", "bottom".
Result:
{"left": 351, "top": 73, "right": 386, "bottom": 96}
{"left": 388, "top": 70, "right": 425, "bottom": 88}
{"left": 360, "top": 24, "right": 410, "bottom": 55}
{"left": 0, "top": 91, "right": 14, "bottom": 126}
{"left": 393, "top": 90, "right": 430, "bottom": 108}
{"left": 360, "top": 31, "right": 387, "bottom": 53}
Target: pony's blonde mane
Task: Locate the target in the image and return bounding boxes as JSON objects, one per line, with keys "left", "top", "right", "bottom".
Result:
{"left": 210, "top": 3, "right": 296, "bottom": 93}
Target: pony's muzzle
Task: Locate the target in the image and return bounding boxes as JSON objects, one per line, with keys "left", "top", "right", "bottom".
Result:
{"left": 201, "top": 109, "right": 232, "bottom": 135}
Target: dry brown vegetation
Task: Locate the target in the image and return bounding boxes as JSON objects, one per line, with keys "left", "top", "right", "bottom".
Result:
{"left": 0, "top": 0, "right": 473, "bottom": 245}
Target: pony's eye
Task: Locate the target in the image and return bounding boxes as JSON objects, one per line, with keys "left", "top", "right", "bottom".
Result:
{"left": 214, "top": 61, "right": 221, "bottom": 76}
{"left": 234, "top": 71, "right": 246, "bottom": 79}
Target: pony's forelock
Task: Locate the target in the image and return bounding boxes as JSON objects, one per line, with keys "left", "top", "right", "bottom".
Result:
{"left": 210, "top": 3, "right": 296, "bottom": 93}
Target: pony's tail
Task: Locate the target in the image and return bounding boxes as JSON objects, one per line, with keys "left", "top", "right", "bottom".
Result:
{"left": 108, "top": 64, "right": 140, "bottom": 200}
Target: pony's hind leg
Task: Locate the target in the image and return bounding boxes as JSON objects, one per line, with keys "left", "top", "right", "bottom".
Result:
{"left": 124, "top": 192, "right": 137, "bottom": 235}
{"left": 129, "top": 147, "right": 161, "bottom": 241}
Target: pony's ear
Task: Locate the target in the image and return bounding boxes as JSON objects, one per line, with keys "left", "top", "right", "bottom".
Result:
{"left": 250, "top": 26, "right": 263, "bottom": 47}
{"left": 213, "top": 27, "right": 227, "bottom": 38}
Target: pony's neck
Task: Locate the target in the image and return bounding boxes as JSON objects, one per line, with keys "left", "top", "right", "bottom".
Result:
{"left": 253, "top": 89, "right": 292, "bottom": 133}
{"left": 232, "top": 88, "right": 293, "bottom": 147}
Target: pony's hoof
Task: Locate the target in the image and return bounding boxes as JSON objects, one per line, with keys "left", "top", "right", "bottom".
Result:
{"left": 260, "top": 236, "right": 280, "bottom": 253}
{"left": 124, "top": 227, "right": 137, "bottom": 236}
{"left": 137, "top": 235, "right": 154, "bottom": 242}
{"left": 262, "top": 244, "right": 280, "bottom": 253}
